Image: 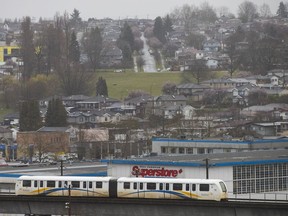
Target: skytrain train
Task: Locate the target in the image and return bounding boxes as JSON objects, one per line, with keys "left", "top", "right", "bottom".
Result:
{"left": 15, "top": 175, "right": 228, "bottom": 201}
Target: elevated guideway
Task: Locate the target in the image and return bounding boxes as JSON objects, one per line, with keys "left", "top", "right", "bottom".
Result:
{"left": 0, "top": 196, "right": 287, "bottom": 216}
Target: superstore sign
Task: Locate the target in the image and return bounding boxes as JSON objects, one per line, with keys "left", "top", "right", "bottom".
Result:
{"left": 131, "top": 165, "right": 183, "bottom": 177}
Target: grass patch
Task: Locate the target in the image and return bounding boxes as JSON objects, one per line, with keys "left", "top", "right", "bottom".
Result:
{"left": 96, "top": 70, "right": 183, "bottom": 99}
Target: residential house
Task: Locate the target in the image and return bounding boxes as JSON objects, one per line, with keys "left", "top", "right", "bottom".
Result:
{"left": 176, "top": 83, "right": 210, "bottom": 101}
{"left": 247, "top": 122, "right": 288, "bottom": 137}
{"left": 147, "top": 95, "right": 187, "bottom": 116}
{"left": 201, "top": 78, "right": 251, "bottom": 89}
{"left": 62, "top": 95, "right": 90, "bottom": 107}
{"left": 76, "top": 95, "right": 120, "bottom": 111}
{"left": 205, "top": 57, "right": 219, "bottom": 69}
{"left": 240, "top": 103, "right": 288, "bottom": 120}
{"left": 203, "top": 39, "right": 221, "bottom": 52}
{"left": 67, "top": 110, "right": 122, "bottom": 127}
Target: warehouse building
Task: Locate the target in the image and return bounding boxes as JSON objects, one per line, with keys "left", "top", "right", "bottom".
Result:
{"left": 102, "top": 149, "right": 288, "bottom": 200}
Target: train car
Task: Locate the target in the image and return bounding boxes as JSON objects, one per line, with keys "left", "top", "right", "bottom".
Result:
{"left": 15, "top": 176, "right": 228, "bottom": 201}
{"left": 117, "top": 177, "right": 228, "bottom": 201}
{"left": 15, "top": 175, "right": 114, "bottom": 197}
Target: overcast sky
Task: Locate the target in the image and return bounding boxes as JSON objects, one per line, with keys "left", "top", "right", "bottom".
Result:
{"left": 0, "top": 0, "right": 282, "bottom": 21}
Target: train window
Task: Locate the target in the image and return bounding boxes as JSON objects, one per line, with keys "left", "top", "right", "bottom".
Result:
{"left": 47, "top": 181, "right": 55, "bottom": 187}
{"left": 72, "top": 181, "right": 80, "bottom": 188}
{"left": 166, "top": 184, "right": 169, "bottom": 190}
{"left": 147, "top": 183, "right": 156, "bottom": 190}
{"left": 133, "top": 182, "right": 137, "bottom": 190}
{"left": 192, "top": 184, "right": 196, "bottom": 191}
{"left": 34, "top": 181, "right": 37, "bottom": 187}
{"left": 124, "top": 182, "right": 130, "bottom": 189}
{"left": 64, "top": 181, "right": 68, "bottom": 187}
{"left": 140, "top": 183, "right": 143, "bottom": 190}
{"left": 58, "top": 181, "right": 62, "bottom": 187}
{"left": 160, "top": 183, "right": 163, "bottom": 190}
{"left": 40, "top": 181, "right": 43, "bottom": 187}
{"left": 96, "top": 181, "right": 102, "bottom": 188}
{"left": 89, "top": 182, "right": 92, "bottom": 188}
{"left": 83, "top": 182, "right": 87, "bottom": 189}
{"left": 186, "top": 184, "right": 189, "bottom": 191}
{"left": 219, "top": 182, "right": 227, "bottom": 192}
{"left": 200, "top": 184, "right": 210, "bottom": 191}
{"left": 173, "top": 183, "right": 182, "bottom": 190}
{"left": 23, "top": 180, "right": 31, "bottom": 187}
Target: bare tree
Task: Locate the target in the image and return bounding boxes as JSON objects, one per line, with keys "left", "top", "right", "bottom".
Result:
{"left": 259, "top": 3, "right": 272, "bottom": 18}
{"left": 238, "top": 1, "right": 258, "bottom": 23}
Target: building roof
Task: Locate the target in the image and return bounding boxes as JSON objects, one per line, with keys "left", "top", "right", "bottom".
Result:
{"left": 101, "top": 149, "right": 288, "bottom": 167}
{"left": 37, "top": 127, "right": 69, "bottom": 132}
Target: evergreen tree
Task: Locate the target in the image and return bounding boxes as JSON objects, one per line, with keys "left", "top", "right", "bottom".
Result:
{"left": 119, "top": 22, "right": 134, "bottom": 50}
{"left": 70, "top": 8, "right": 82, "bottom": 30}
{"left": 153, "top": 17, "right": 166, "bottom": 44}
{"left": 96, "top": 77, "right": 108, "bottom": 96}
{"left": 20, "top": 16, "right": 35, "bottom": 81}
{"left": 45, "top": 98, "right": 67, "bottom": 127}
{"left": 277, "top": 2, "right": 287, "bottom": 18}
{"left": 19, "top": 100, "right": 42, "bottom": 131}
{"left": 69, "top": 31, "right": 80, "bottom": 63}
{"left": 163, "top": 15, "right": 174, "bottom": 34}
{"left": 117, "top": 22, "right": 134, "bottom": 66}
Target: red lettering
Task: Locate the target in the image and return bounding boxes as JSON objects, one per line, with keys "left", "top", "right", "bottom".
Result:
{"left": 131, "top": 166, "right": 181, "bottom": 177}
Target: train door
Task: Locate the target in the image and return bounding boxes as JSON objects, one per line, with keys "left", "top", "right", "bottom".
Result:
{"left": 185, "top": 183, "right": 191, "bottom": 199}
{"left": 137, "top": 182, "right": 145, "bottom": 198}
{"left": 191, "top": 184, "right": 196, "bottom": 199}
{"left": 38, "top": 180, "right": 44, "bottom": 195}
{"left": 58, "top": 181, "right": 64, "bottom": 196}
{"left": 82, "top": 181, "right": 88, "bottom": 196}
{"left": 63, "top": 181, "right": 70, "bottom": 196}
{"left": 199, "top": 183, "right": 210, "bottom": 200}
{"left": 109, "top": 179, "right": 117, "bottom": 198}
{"left": 88, "top": 181, "right": 93, "bottom": 196}
{"left": 164, "top": 183, "right": 171, "bottom": 199}
{"left": 33, "top": 180, "right": 39, "bottom": 195}
{"left": 158, "top": 183, "right": 165, "bottom": 199}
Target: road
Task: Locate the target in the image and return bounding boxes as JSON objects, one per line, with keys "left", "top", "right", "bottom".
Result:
{"left": 140, "top": 33, "right": 157, "bottom": 72}
{"left": 0, "top": 162, "right": 107, "bottom": 176}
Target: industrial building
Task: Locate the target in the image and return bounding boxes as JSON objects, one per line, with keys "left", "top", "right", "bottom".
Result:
{"left": 102, "top": 138, "right": 288, "bottom": 200}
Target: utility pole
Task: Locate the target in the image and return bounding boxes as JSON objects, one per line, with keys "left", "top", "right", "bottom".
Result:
{"left": 60, "top": 160, "right": 64, "bottom": 176}
{"left": 205, "top": 158, "right": 209, "bottom": 179}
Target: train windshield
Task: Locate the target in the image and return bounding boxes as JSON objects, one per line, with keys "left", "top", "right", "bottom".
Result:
{"left": 219, "top": 182, "right": 227, "bottom": 192}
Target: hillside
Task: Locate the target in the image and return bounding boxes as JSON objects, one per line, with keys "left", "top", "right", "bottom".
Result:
{"left": 96, "top": 70, "right": 183, "bottom": 99}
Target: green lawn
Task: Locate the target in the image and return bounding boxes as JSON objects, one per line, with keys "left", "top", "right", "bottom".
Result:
{"left": 96, "top": 70, "right": 183, "bottom": 99}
